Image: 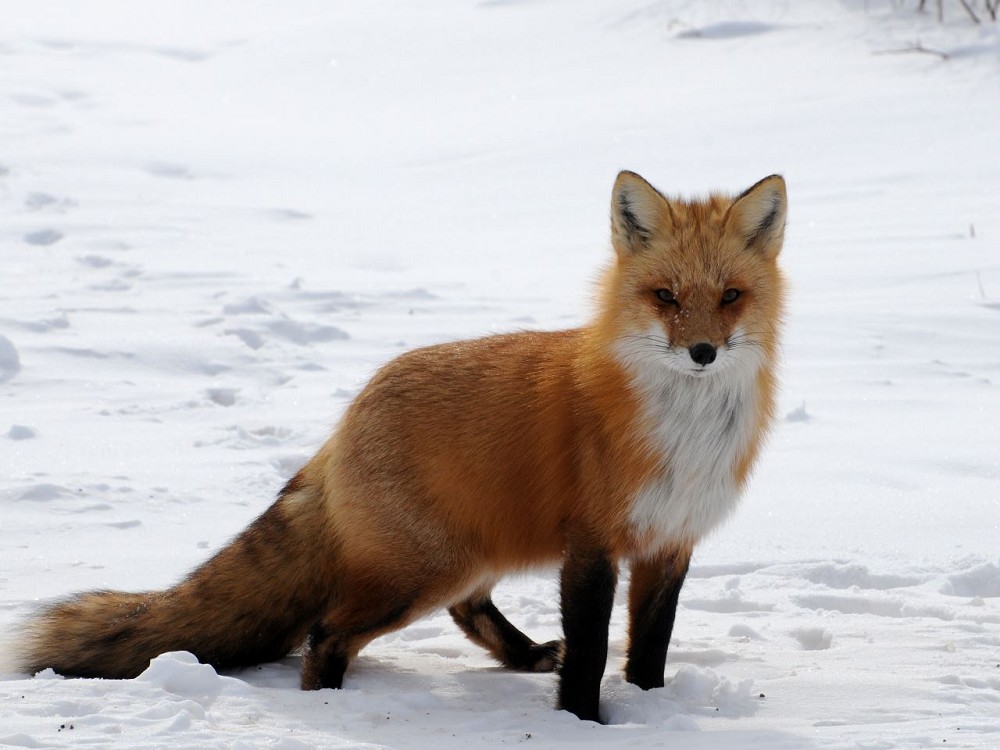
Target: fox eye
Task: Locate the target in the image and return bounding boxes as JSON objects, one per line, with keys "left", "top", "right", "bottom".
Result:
{"left": 654, "top": 289, "right": 678, "bottom": 305}
{"left": 721, "top": 288, "right": 741, "bottom": 305}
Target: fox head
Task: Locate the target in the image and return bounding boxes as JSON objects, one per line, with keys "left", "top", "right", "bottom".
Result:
{"left": 599, "top": 171, "right": 787, "bottom": 379}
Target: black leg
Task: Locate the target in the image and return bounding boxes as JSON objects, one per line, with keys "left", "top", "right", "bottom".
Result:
{"left": 624, "top": 549, "right": 691, "bottom": 690}
{"left": 449, "top": 595, "right": 563, "bottom": 672}
{"left": 301, "top": 622, "right": 349, "bottom": 690}
{"left": 300, "top": 599, "right": 414, "bottom": 691}
{"left": 557, "top": 546, "right": 617, "bottom": 723}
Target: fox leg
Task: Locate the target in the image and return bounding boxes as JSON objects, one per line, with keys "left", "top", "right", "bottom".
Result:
{"left": 301, "top": 621, "right": 351, "bottom": 690}
{"left": 301, "top": 596, "right": 414, "bottom": 690}
{"left": 449, "top": 593, "right": 563, "bottom": 672}
{"left": 557, "top": 545, "right": 618, "bottom": 723}
{"left": 624, "top": 548, "right": 692, "bottom": 690}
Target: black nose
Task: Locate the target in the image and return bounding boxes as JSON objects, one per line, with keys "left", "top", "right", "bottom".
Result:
{"left": 688, "top": 343, "right": 717, "bottom": 366}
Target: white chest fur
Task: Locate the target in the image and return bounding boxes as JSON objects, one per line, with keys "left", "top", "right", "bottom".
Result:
{"left": 617, "top": 338, "right": 763, "bottom": 556}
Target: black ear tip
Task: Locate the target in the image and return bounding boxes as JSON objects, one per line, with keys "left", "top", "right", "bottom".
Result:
{"left": 736, "top": 174, "right": 787, "bottom": 205}
{"left": 614, "top": 170, "right": 643, "bottom": 192}
{"left": 760, "top": 174, "right": 787, "bottom": 195}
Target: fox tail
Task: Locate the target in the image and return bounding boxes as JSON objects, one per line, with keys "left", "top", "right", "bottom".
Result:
{"left": 12, "top": 476, "right": 333, "bottom": 680}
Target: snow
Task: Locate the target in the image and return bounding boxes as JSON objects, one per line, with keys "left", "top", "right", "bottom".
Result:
{"left": 2, "top": 0, "right": 999, "bottom": 747}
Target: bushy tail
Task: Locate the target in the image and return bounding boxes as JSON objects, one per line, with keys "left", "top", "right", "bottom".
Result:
{"left": 14, "top": 476, "right": 334, "bottom": 679}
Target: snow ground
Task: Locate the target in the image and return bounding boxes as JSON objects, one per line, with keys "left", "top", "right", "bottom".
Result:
{"left": 2, "top": 1, "right": 999, "bottom": 748}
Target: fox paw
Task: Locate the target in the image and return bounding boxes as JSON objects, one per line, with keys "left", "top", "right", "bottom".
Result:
{"left": 525, "top": 639, "right": 564, "bottom": 673}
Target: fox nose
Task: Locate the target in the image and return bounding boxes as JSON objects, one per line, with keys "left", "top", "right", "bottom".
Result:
{"left": 688, "top": 343, "right": 717, "bottom": 367}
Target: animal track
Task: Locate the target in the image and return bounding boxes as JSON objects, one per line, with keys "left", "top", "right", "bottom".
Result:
{"left": 145, "top": 162, "right": 194, "bottom": 179}
{"left": 206, "top": 388, "right": 239, "bottom": 407}
{"left": 76, "top": 255, "right": 114, "bottom": 268}
{"left": 214, "top": 295, "right": 351, "bottom": 350}
{"left": 13, "top": 484, "right": 72, "bottom": 503}
{"left": 25, "top": 192, "right": 75, "bottom": 212}
{"left": 0, "top": 336, "right": 22, "bottom": 382}
{"left": 794, "top": 593, "right": 905, "bottom": 618}
{"left": 793, "top": 593, "right": 955, "bottom": 621}
{"left": 801, "top": 562, "right": 925, "bottom": 591}
{"left": 684, "top": 595, "right": 775, "bottom": 614}
{"left": 23, "top": 229, "right": 64, "bottom": 246}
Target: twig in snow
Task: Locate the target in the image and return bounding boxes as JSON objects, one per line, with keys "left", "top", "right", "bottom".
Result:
{"left": 873, "top": 41, "right": 950, "bottom": 59}
{"left": 917, "top": 0, "right": 996, "bottom": 22}
{"left": 956, "top": 0, "right": 981, "bottom": 23}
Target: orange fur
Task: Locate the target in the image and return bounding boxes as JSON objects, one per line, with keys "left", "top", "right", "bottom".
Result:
{"left": 14, "top": 171, "right": 787, "bottom": 722}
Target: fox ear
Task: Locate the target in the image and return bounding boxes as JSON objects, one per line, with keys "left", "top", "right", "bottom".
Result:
{"left": 611, "top": 171, "right": 673, "bottom": 255}
{"left": 726, "top": 175, "right": 787, "bottom": 257}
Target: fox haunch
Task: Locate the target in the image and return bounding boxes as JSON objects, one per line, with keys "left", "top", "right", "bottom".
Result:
{"left": 14, "top": 171, "right": 787, "bottom": 723}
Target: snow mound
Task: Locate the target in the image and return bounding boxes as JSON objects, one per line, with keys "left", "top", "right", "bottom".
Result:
{"left": 601, "top": 676, "right": 695, "bottom": 727}
{"left": 136, "top": 652, "right": 252, "bottom": 703}
{"left": 669, "top": 665, "right": 757, "bottom": 715}
{"left": 792, "top": 627, "right": 833, "bottom": 651}
{"left": 603, "top": 667, "right": 758, "bottom": 724}
{"left": 942, "top": 561, "right": 1000, "bottom": 598}
{"left": 31, "top": 668, "right": 64, "bottom": 681}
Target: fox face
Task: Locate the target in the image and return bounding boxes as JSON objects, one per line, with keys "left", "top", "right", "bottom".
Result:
{"left": 602, "top": 171, "right": 786, "bottom": 379}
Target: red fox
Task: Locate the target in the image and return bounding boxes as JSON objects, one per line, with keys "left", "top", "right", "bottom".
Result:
{"left": 12, "top": 171, "right": 786, "bottom": 723}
